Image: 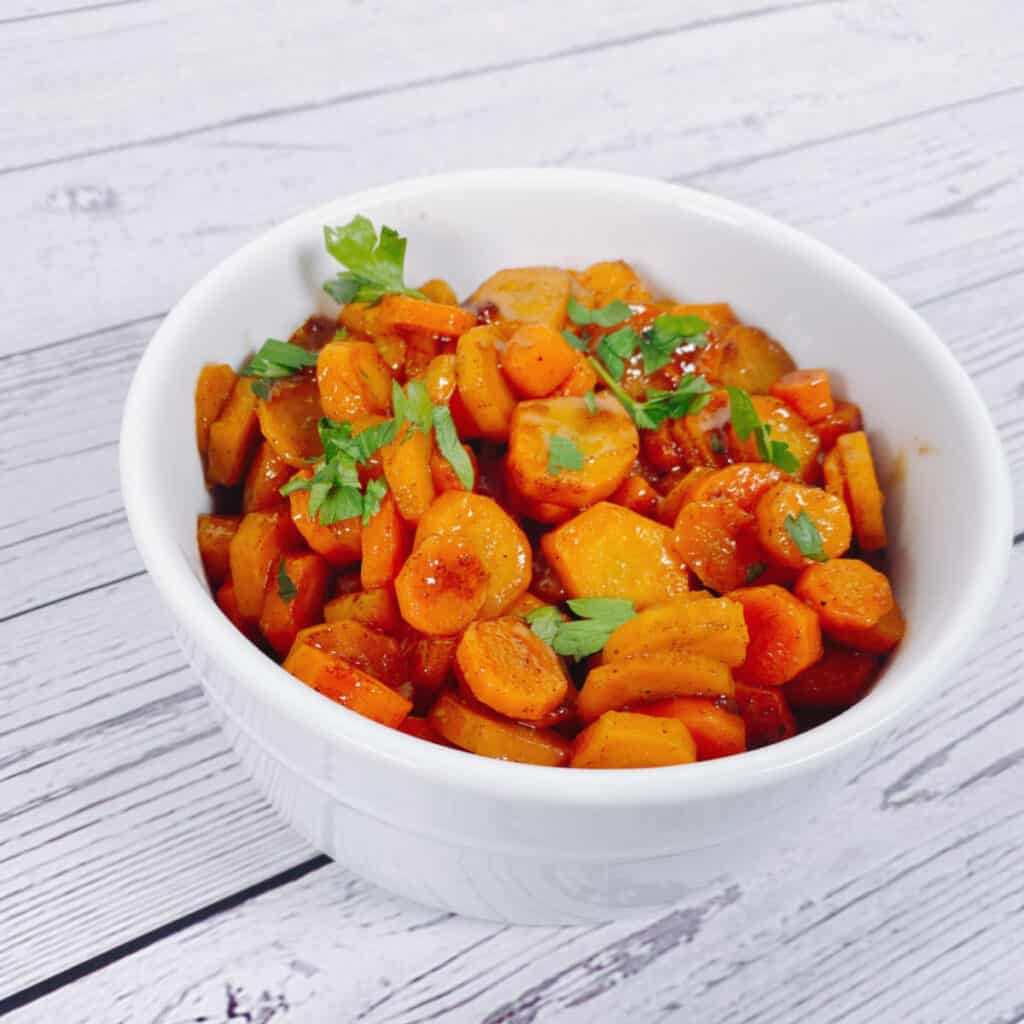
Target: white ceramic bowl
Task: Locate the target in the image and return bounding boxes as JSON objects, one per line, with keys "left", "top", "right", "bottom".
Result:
{"left": 121, "top": 169, "right": 1013, "bottom": 924}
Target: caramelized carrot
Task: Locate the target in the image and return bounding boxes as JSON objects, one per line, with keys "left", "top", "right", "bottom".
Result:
{"left": 657, "top": 467, "right": 716, "bottom": 525}
{"left": 298, "top": 620, "right": 406, "bottom": 685}
{"left": 815, "top": 401, "right": 862, "bottom": 450}
{"left": 770, "top": 369, "right": 834, "bottom": 423}
{"left": 316, "top": 340, "right": 392, "bottom": 421}
{"left": 417, "top": 278, "right": 459, "bottom": 306}
{"left": 378, "top": 293, "right": 477, "bottom": 338}
{"left": 642, "top": 698, "right": 746, "bottom": 760}
{"left": 826, "top": 601, "right": 906, "bottom": 653}
{"left": 578, "top": 653, "right": 734, "bottom": 723}
{"left": 672, "top": 500, "right": 764, "bottom": 594}
{"left": 794, "top": 558, "right": 894, "bottom": 631}
{"left": 671, "top": 390, "right": 732, "bottom": 469}
{"left": 550, "top": 352, "right": 598, "bottom": 397}
{"left": 395, "top": 534, "right": 489, "bottom": 635}
{"left": 398, "top": 715, "right": 449, "bottom": 745}
{"left": 228, "top": 508, "right": 301, "bottom": 620}
{"left": 259, "top": 552, "right": 329, "bottom": 656}
{"left": 574, "top": 260, "right": 653, "bottom": 307}
{"left": 666, "top": 302, "right": 738, "bottom": 334}
{"left": 424, "top": 353, "right": 481, "bottom": 437}
{"left": 361, "top": 494, "right": 411, "bottom": 590}
{"left": 726, "top": 396, "right": 821, "bottom": 482}
{"left": 207, "top": 378, "right": 260, "bottom": 486}
{"left": 685, "top": 463, "right": 786, "bottom": 511}
{"left": 696, "top": 324, "right": 796, "bottom": 394}
{"left": 730, "top": 585, "right": 823, "bottom": 687}
{"left": 501, "top": 324, "right": 578, "bottom": 397}
{"left": 428, "top": 692, "right": 570, "bottom": 766}
{"left": 822, "top": 447, "right": 844, "bottom": 498}
{"left": 784, "top": 645, "right": 880, "bottom": 709}
{"left": 408, "top": 635, "right": 459, "bottom": 694}
{"left": 242, "top": 441, "right": 292, "bottom": 513}
{"left": 430, "top": 441, "right": 477, "bottom": 493}
{"left": 570, "top": 711, "right": 696, "bottom": 769}
{"left": 197, "top": 514, "right": 240, "bottom": 588}
{"left": 215, "top": 578, "right": 257, "bottom": 640}
{"left": 323, "top": 587, "right": 401, "bottom": 634}
{"left": 456, "top": 617, "right": 569, "bottom": 721}
{"left": 734, "top": 683, "right": 797, "bottom": 748}
{"left": 381, "top": 426, "right": 436, "bottom": 523}
{"left": 755, "top": 482, "right": 851, "bottom": 569}
{"left": 467, "top": 267, "right": 572, "bottom": 328}
{"left": 287, "top": 469, "right": 362, "bottom": 567}
{"left": 195, "top": 363, "right": 237, "bottom": 460}
{"left": 455, "top": 324, "right": 518, "bottom": 440}
{"left": 836, "top": 431, "right": 888, "bottom": 551}
{"left": 255, "top": 375, "right": 323, "bottom": 467}
{"left": 609, "top": 474, "right": 660, "bottom": 518}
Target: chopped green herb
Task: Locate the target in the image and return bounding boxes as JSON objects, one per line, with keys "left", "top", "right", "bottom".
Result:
{"left": 432, "top": 405, "right": 475, "bottom": 490}
{"left": 709, "top": 431, "right": 725, "bottom": 455}
{"left": 526, "top": 597, "right": 637, "bottom": 660}
{"left": 547, "top": 435, "right": 585, "bottom": 475}
{"left": 241, "top": 338, "right": 318, "bottom": 380}
{"left": 640, "top": 313, "right": 709, "bottom": 373}
{"left": 322, "top": 215, "right": 425, "bottom": 305}
{"left": 392, "top": 379, "right": 433, "bottom": 435}
{"left": 561, "top": 328, "right": 588, "bottom": 351}
{"left": 726, "top": 386, "right": 801, "bottom": 473}
{"left": 361, "top": 477, "right": 389, "bottom": 525}
{"left": 744, "top": 561, "right": 767, "bottom": 584}
{"left": 352, "top": 419, "right": 399, "bottom": 462}
{"left": 567, "top": 295, "right": 632, "bottom": 328}
{"left": 250, "top": 379, "right": 272, "bottom": 400}
{"left": 583, "top": 390, "right": 597, "bottom": 415}
{"left": 784, "top": 510, "right": 828, "bottom": 562}
{"left": 524, "top": 604, "right": 562, "bottom": 646}
{"left": 588, "top": 356, "right": 712, "bottom": 430}
{"left": 596, "top": 326, "right": 640, "bottom": 380}
{"left": 277, "top": 559, "right": 297, "bottom": 604}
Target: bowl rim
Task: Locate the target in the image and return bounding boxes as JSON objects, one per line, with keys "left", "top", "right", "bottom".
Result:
{"left": 120, "top": 167, "right": 1014, "bottom": 806}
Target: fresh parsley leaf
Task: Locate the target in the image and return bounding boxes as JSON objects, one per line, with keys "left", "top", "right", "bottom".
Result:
{"left": 392, "top": 379, "right": 433, "bottom": 435}
{"left": 565, "top": 597, "right": 635, "bottom": 621}
{"left": 432, "top": 405, "right": 475, "bottom": 489}
{"left": 361, "top": 477, "right": 389, "bottom": 525}
{"left": 561, "top": 329, "right": 588, "bottom": 351}
{"left": 583, "top": 390, "right": 597, "bottom": 415}
{"left": 241, "top": 338, "right": 318, "bottom": 380}
{"left": 640, "top": 313, "right": 710, "bottom": 373}
{"left": 744, "top": 561, "right": 767, "bottom": 584}
{"left": 784, "top": 510, "right": 828, "bottom": 562}
{"left": 726, "top": 386, "right": 801, "bottom": 473}
{"left": 567, "top": 295, "right": 632, "bottom": 328}
{"left": 317, "top": 483, "right": 365, "bottom": 525}
{"left": 553, "top": 598, "right": 637, "bottom": 660}
{"left": 250, "top": 379, "right": 272, "bottom": 400}
{"left": 597, "top": 326, "right": 640, "bottom": 380}
{"left": 277, "top": 559, "right": 297, "bottom": 604}
{"left": 709, "top": 431, "right": 725, "bottom": 455}
{"left": 318, "top": 418, "right": 359, "bottom": 463}
{"left": 353, "top": 419, "right": 398, "bottom": 462}
{"left": 322, "top": 216, "right": 426, "bottom": 305}
{"left": 548, "top": 435, "right": 584, "bottom": 475}
{"left": 587, "top": 357, "right": 713, "bottom": 431}
{"left": 524, "top": 605, "right": 562, "bottom": 646}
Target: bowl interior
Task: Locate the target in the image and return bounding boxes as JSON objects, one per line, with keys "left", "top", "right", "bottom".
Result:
{"left": 123, "top": 170, "right": 1011, "bottom": 790}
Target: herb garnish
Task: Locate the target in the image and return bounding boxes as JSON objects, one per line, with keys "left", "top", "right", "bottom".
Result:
{"left": 726, "top": 386, "right": 801, "bottom": 473}
{"left": 583, "top": 390, "right": 597, "bottom": 415}
{"left": 639, "top": 313, "right": 709, "bottom": 373}
{"left": 588, "top": 356, "right": 712, "bottom": 430}
{"left": 784, "top": 510, "right": 828, "bottom": 562}
{"left": 525, "top": 597, "right": 636, "bottom": 660}
{"left": 547, "top": 435, "right": 585, "bottom": 475}
{"left": 241, "top": 339, "right": 319, "bottom": 398}
{"left": 596, "top": 326, "right": 641, "bottom": 380}
{"left": 277, "top": 559, "right": 297, "bottom": 603}
{"left": 432, "top": 405, "right": 475, "bottom": 490}
{"left": 322, "top": 215, "right": 426, "bottom": 305}
{"left": 561, "top": 329, "right": 588, "bottom": 352}
{"left": 567, "top": 295, "right": 632, "bottom": 328}
{"left": 745, "top": 561, "right": 767, "bottom": 584}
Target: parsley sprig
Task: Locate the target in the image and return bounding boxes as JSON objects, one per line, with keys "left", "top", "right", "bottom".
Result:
{"left": 322, "top": 215, "right": 426, "bottom": 305}
{"left": 567, "top": 295, "right": 632, "bottom": 328}
{"left": 547, "top": 435, "right": 584, "bottom": 475}
{"left": 241, "top": 339, "right": 319, "bottom": 398}
{"left": 640, "top": 313, "right": 709, "bottom": 373}
{"left": 525, "top": 598, "right": 636, "bottom": 660}
{"left": 726, "top": 386, "right": 800, "bottom": 473}
{"left": 277, "top": 559, "right": 297, "bottom": 603}
{"left": 588, "top": 356, "right": 713, "bottom": 430}
{"left": 784, "top": 511, "right": 827, "bottom": 562}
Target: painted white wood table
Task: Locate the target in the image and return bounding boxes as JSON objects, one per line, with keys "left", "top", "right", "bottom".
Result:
{"left": 2, "top": 1, "right": 1023, "bottom": 1020}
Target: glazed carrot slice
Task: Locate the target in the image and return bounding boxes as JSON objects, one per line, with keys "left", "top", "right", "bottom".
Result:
{"left": 770, "top": 369, "right": 834, "bottom": 423}
{"left": 195, "top": 363, "right": 237, "bottom": 460}
{"left": 395, "top": 534, "right": 489, "bottom": 635}
{"left": 730, "top": 585, "right": 823, "bottom": 687}
{"left": 360, "top": 493, "right": 411, "bottom": 591}
{"left": 574, "top": 260, "right": 653, "bottom": 307}
{"left": 507, "top": 394, "right": 639, "bottom": 508}
{"left": 826, "top": 601, "right": 906, "bottom": 653}
{"left": 609, "top": 474, "right": 660, "bottom": 519}
{"left": 672, "top": 500, "right": 764, "bottom": 594}
{"left": 726, "top": 395, "right": 821, "bottom": 482}
{"left": 794, "top": 558, "right": 894, "bottom": 631}
{"left": 428, "top": 692, "right": 570, "bottom": 766}
{"left": 255, "top": 375, "right": 323, "bottom": 467}
{"left": 671, "top": 390, "right": 732, "bottom": 469}
{"left": 215, "top": 578, "right": 258, "bottom": 641}
{"left": 784, "top": 645, "right": 880, "bottom": 709}
{"left": 414, "top": 492, "right": 532, "bottom": 618}
{"left": 206, "top": 377, "right": 260, "bottom": 486}
{"left": 259, "top": 552, "right": 330, "bottom": 656}
{"left": 197, "top": 514, "right": 240, "bottom": 588}
{"left": 550, "top": 351, "right": 598, "bottom": 397}
{"left": 243, "top": 441, "right": 292, "bottom": 513}
{"left": 734, "top": 683, "right": 797, "bottom": 748}
{"left": 815, "top": 401, "right": 862, "bottom": 450}
{"left": 228, "top": 508, "right": 301, "bottom": 621}
{"left": 381, "top": 426, "right": 436, "bottom": 523}
{"left": 456, "top": 617, "right": 569, "bottom": 721}
{"left": 665, "top": 302, "right": 738, "bottom": 334}
{"left": 696, "top": 324, "right": 796, "bottom": 394}
{"left": 316, "top": 340, "right": 393, "bottom": 421}
{"left": 297, "top": 620, "right": 406, "bottom": 686}
{"left": 543, "top": 502, "right": 689, "bottom": 609}
{"left": 398, "top": 715, "right": 449, "bottom": 745}
{"left": 455, "top": 324, "right": 518, "bottom": 440}
{"left": 755, "top": 482, "right": 852, "bottom": 569}
{"left": 602, "top": 596, "right": 749, "bottom": 668}
{"left": 408, "top": 635, "right": 459, "bottom": 694}
{"left": 836, "top": 431, "right": 888, "bottom": 552}
{"left": 423, "top": 353, "right": 477, "bottom": 436}
{"left": 822, "top": 447, "right": 844, "bottom": 499}
{"left": 417, "top": 278, "right": 459, "bottom": 306}
{"left": 467, "top": 267, "right": 572, "bottom": 329}
{"left": 686, "top": 463, "right": 786, "bottom": 512}
{"left": 578, "top": 653, "right": 734, "bottom": 723}
{"left": 501, "top": 324, "right": 578, "bottom": 398}
{"left": 283, "top": 643, "right": 411, "bottom": 728}
{"left": 430, "top": 441, "right": 477, "bottom": 494}
{"left": 323, "top": 587, "right": 401, "bottom": 634}
{"left": 287, "top": 469, "right": 362, "bottom": 567}
{"left": 378, "top": 293, "right": 478, "bottom": 338}
{"left": 642, "top": 698, "right": 746, "bottom": 760}
{"left": 657, "top": 467, "right": 716, "bottom": 525}
{"left": 570, "top": 711, "right": 696, "bottom": 769}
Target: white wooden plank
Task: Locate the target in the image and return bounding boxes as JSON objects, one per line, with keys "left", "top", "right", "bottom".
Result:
{"left": 3, "top": 554, "right": 1022, "bottom": 1022}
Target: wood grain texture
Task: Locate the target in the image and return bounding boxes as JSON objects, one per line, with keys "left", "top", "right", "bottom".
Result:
{"left": 1, "top": 0, "right": 1022, "bottom": 1018}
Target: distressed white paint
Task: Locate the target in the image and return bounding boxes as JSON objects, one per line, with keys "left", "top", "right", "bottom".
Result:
{"left": 1, "top": 0, "right": 1023, "bottom": 1020}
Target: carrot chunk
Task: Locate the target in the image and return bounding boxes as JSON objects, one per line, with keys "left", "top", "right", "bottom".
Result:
{"left": 381, "top": 426, "right": 436, "bottom": 523}
{"left": 396, "top": 534, "right": 489, "bottom": 635}
{"left": 243, "top": 441, "right": 292, "bottom": 513}
{"left": 455, "top": 325, "right": 518, "bottom": 440}
{"left": 794, "top": 558, "right": 894, "bottom": 631}
{"left": 755, "top": 482, "right": 852, "bottom": 569}
{"left": 361, "top": 493, "right": 411, "bottom": 590}
{"left": 417, "top": 278, "right": 459, "bottom": 306}
{"left": 378, "top": 293, "right": 478, "bottom": 338}
{"left": 428, "top": 692, "right": 570, "bottom": 766}
{"left": 197, "top": 514, "right": 240, "bottom": 588}
{"left": 826, "top": 601, "right": 906, "bottom": 653}
{"left": 570, "top": 711, "right": 696, "bottom": 769}
{"left": 609, "top": 474, "right": 660, "bottom": 519}
{"left": 501, "top": 324, "right": 578, "bottom": 397}
{"left": 255, "top": 375, "right": 323, "bottom": 468}
{"left": 578, "top": 653, "right": 735, "bottom": 723}
{"left": 815, "top": 401, "right": 862, "bottom": 450}
{"left": 323, "top": 587, "right": 401, "bottom": 634}
{"left": 836, "top": 431, "right": 888, "bottom": 552}
{"left": 696, "top": 324, "right": 796, "bottom": 394}
{"left": 297, "top": 620, "right": 406, "bottom": 686}
{"left": 467, "top": 267, "right": 572, "bottom": 328}
{"left": 726, "top": 396, "right": 821, "bottom": 482}
{"left": 195, "top": 363, "right": 237, "bottom": 460}
{"left": 316, "top": 340, "right": 392, "bottom": 421}
{"left": 784, "top": 645, "right": 880, "bottom": 709}
{"left": 657, "top": 467, "right": 716, "bottom": 525}
{"left": 398, "top": 715, "right": 449, "bottom": 745}
{"left": 430, "top": 441, "right": 477, "bottom": 494}
{"left": 228, "top": 508, "right": 301, "bottom": 621}
{"left": 287, "top": 468, "right": 362, "bottom": 567}
{"left": 734, "top": 683, "right": 797, "bottom": 747}
{"left": 259, "top": 552, "right": 330, "bottom": 656}
{"left": 408, "top": 635, "right": 459, "bottom": 695}
{"left": 424, "top": 353, "right": 482, "bottom": 437}
{"left": 574, "top": 260, "right": 653, "bottom": 307}
{"left": 642, "top": 698, "right": 746, "bottom": 760}
{"left": 770, "top": 369, "right": 834, "bottom": 423}
{"left": 673, "top": 500, "right": 765, "bottom": 594}
{"left": 684, "top": 463, "right": 786, "bottom": 511}
{"left": 730, "top": 585, "right": 823, "bottom": 686}
{"left": 207, "top": 378, "right": 260, "bottom": 486}
{"left": 550, "top": 352, "right": 598, "bottom": 397}
{"left": 456, "top": 617, "right": 569, "bottom": 721}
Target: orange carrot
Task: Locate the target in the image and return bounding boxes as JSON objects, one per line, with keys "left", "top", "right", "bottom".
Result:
{"left": 642, "top": 698, "right": 746, "bottom": 759}
{"left": 657, "top": 467, "right": 716, "bottom": 525}
{"left": 784, "top": 645, "right": 880, "bottom": 709}
{"left": 467, "top": 267, "right": 572, "bottom": 329}
{"left": 259, "top": 552, "right": 329, "bottom": 656}
{"left": 734, "top": 683, "right": 797, "bottom": 747}
{"left": 730, "top": 584, "right": 823, "bottom": 686}
{"left": 672, "top": 500, "right": 765, "bottom": 593}
{"left": 430, "top": 441, "right": 477, "bottom": 494}
{"left": 826, "top": 601, "right": 906, "bottom": 653}
{"left": 229, "top": 508, "right": 301, "bottom": 621}
{"left": 361, "top": 493, "right": 411, "bottom": 590}
{"left": 836, "top": 431, "right": 888, "bottom": 551}
{"left": 197, "top": 514, "right": 240, "bottom": 588}
{"left": 770, "top": 369, "right": 834, "bottom": 423}
{"left": 755, "top": 482, "right": 852, "bottom": 569}
{"left": 501, "top": 324, "right": 578, "bottom": 397}
{"left": 323, "top": 587, "right": 401, "bottom": 634}
{"left": 255, "top": 375, "right": 323, "bottom": 467}
{"left": 408, "top": 635, "right": 459, "bottom": 695}
{"left": 417, "top": 279, "right": 459, "bottom": 306}
{"left": 550, "top": 352, "right": 598, "bottom": 397}
{"left": 815, "top": 400, "right": 862, "bottom": 450}
{"left": 570, "top": 711, "right": 696, "bottom": 769}
{"left": 696, "top": 324, "right": 796, "bottom": 394}
{"left": 685, "top": 463, "right": 786, "bottom": 512}
{"left": 298, "top": 620, "right": 406, "bottom": 686}
{"left": 794, "top": 558, "right": 894, "bottom": 631}
{"left": 287, "top": 469, "right": 362, "bottom": 567}
{"left": 395, "top": 534, "right": 489, "bottom": 635}
{"left": 242, "top": 441, "right": 292, "bottom": 513}
{"left": 726, "top": 396, "right": 821, "bottom": 482}
{"left": 455, "top": 324, "right": 518, "bottom": 440}
{"left": 609, "top": 474, "right": 660, "bottom": 519}
{"left": 195, "top": 363, "right": 237, "bottom": 460}
{"left": 378, "top": 293, "right": 478, "bottom": 338}
{"left": 316, "top": 340, "right": 393, "bottom": 421}
{"left": 206, "top": 377, "right": 260, "bottom": 486}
